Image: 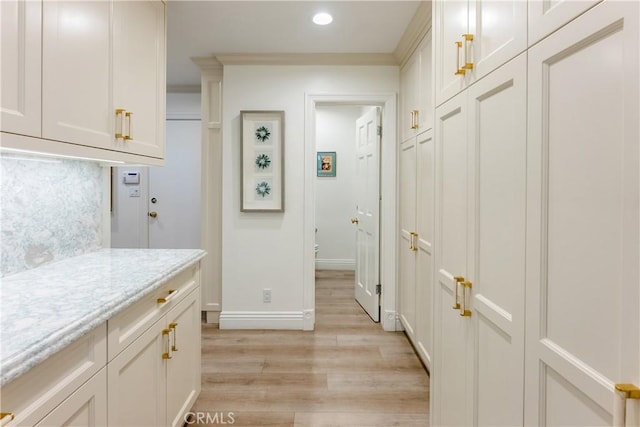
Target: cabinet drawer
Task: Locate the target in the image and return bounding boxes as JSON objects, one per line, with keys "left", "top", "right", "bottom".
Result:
{"left": 107, "top": 265, "right": 198, "bottom": 361}
{"left": 0, "top": 324, "right": 106, "bottom": 426}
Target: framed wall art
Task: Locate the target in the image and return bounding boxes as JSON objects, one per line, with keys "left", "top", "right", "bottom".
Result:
{"left": 240, "top": 111, "right": 285, "bottom": 212}
{"left": 317, "top": 152, "right": 336, "bottom": 177}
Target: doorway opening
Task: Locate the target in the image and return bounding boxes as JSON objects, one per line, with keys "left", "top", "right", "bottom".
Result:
{"left": 304, "top": 93, "right": 398, "bottom": 332}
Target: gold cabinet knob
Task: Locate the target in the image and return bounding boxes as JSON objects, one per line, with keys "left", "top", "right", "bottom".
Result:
{"left": 351, "top": 217, "right": 359, "bottom": 224}
{"left": 149, "top": 211, "right": 158, "bottom": 218}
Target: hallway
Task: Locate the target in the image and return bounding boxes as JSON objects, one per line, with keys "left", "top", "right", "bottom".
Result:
{"left": 191, "top": 270, "right": 430, "bottom": 426}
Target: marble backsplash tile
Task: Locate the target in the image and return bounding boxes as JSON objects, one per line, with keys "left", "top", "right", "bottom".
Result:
{"left": 1, "top": 153, "right": 103, "bottom": 277}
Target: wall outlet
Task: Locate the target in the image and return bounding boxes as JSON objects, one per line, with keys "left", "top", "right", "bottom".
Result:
{"left": 262, "top": 289, "right": 272, "bottom": 303}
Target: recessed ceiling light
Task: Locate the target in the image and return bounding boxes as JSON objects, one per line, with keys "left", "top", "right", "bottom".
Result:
{"left": 313, "top": 12, "right": 333, "bottom": 26}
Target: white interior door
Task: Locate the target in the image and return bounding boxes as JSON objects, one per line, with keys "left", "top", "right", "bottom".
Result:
{"left": 399, "top": 137, "right": 417, "bottom": 337}
{"left": 354, "top": 107, "right": 381, "bottom": 322}
{"left": 148, "top": 120, "right": 201, "bottom": 249}
{"left": 525, "top": 2, "right": 639, "bottom": 425}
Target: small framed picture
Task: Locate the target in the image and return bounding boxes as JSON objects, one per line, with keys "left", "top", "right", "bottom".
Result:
{"left": 317, "top": 152, "right": 336, "bottom": 177}
{"left": 240, "top": 111, "right": 285, "bottom": 212}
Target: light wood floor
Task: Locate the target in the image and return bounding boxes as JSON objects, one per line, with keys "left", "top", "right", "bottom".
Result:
{"left": 191, "top": 270, "right": 430, "bottom": 426}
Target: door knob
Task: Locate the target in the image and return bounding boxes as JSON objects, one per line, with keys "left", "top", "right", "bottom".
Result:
{"left": 351, "top": 218, "right": 359, "bottom": 224}
{"left": 149, "top": 211, "right": 158, "bottom": 218}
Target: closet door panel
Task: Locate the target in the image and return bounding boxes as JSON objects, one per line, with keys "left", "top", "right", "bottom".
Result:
{"left": 399, "top": 139, "right": 417, "bottom": 338}
{"left": 469, "top": 53, "right": 527, "bottom": 427}
{"left": 525, "top": 1, "right": 639, "bottom": 424}
{"left": 434, "top": 0, "right": 468, "bottom": 106}
{"left": 528, "top": 0, "right": 601, "bottom": 46}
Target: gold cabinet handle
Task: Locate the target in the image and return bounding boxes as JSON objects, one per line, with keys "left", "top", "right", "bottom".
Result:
{"left": 0, "top": 413, "right": 15, "bottom": 426}
{"left": 157, "top": 289, "right": 178, "bottom": 304}
{"left": 455, "top": 41, "right": 466, "bottom": 76}
{"left": 162, "top": 328, "right": 172, "bottom": 359}
{"left": 411, "top": 110, "right": 419, "bottom": 129}
{"left": 409, "top": 232, "right": 418, "bottom": 252}
{"left": 452, "top": 276, "right": 464, "bottom": 309}
{"left": 115, "top": 109, "right": 125, "bottom": 139}
{"left": 351, "top": 217, "right": 359, "bottom": 224}
{"left": 463, "top": 34, "right": 474, "bottom": 70}
{"left": 124, "top": 111, "right": 133, "bottom": 140}
{"left": 460, "top": 280, "right": 472, "bottom": 317}
{"left": 615, "top": 383, "right": 640, "bottom": 426}
{"left": 169, "top": 322, "right": 178, "bottom": 352}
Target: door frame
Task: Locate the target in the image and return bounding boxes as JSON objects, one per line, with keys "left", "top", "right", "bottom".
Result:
{"left": 303, "top": 93, "right": 398, "bottom": 331}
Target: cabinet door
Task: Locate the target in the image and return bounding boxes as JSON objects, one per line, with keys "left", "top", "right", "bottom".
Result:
{"left": 433, "top": 91, "right": 472, "bottom": 427}
{"left": 1, "top": 0, "right": 41, "bottom": 137}
{"left": 468, "top": 0, "right": 527, "bottom": 83}
{"left": 42, "top": 0, "right": 112, "bottom": 148}
{"left": 35, "top": 369, "right": 107, "bottom": 427}
{"left": 468, "top": 53, "right": 526, "bottom": 427}
{"left": 400, "top": 52, "right": 420, "bottom": 142}
{"left": 528, "top": 0, "right": 601, "bottom": 46}
{"left": 434, "top": 0, "right": 468, "bottom": 107}
{"left": 398, "top": 138, "right": 417, "bottom": 339}
{"left": 414, "top": 130, "right": 434, "bottom": 370}
{"left": 108, "top": 319, "right": 166, "bottom": 427}
{"left": 417, "top": 31, "right": 433, "bottom": 132}
{"left": 113, "top": 0, "right": 165, "bottom": 159}
{"left": 525, "top": 2, "right": 639, "bottom": 425}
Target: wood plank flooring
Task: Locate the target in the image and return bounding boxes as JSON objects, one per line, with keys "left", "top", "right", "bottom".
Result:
{"left": 190, "top": 270, "right": 430, "bottom": 426}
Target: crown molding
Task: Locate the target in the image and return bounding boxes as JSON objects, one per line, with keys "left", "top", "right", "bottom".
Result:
{"left": 191, "top": 56, "right": 224, "bottom": 76}
{"left": 394, "top": 1, "right": 432, "bottom": 67}
{"left": 214, "top": 53, "right": 398, "bottom": 66}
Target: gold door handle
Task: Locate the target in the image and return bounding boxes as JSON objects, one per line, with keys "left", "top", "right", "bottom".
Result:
{"left": 149, "top": 211, "right": 158, "bottom": 218}
{"left": 409, "top": 232, "right": 418, "bottom": 252}
{"left": 463, "top": 34, "right": 474, "bottom": 70}
{"left": 0, "top": 413, "right": 15, "bottom": 426}
{"left": 452, "top": 276, "right": 464, "bottom": 309}
{"left": 169, "top": 322, "right": 178, "bottom": 352}
{"left": 351, "top": 217, "right": 359, "bottom": 224}
{"left": 460, "top": 280, "right": 472, "bottom": 317}
{"left": 124, "top": 111, "right": 133, "bottom": 140}
{"left": 455, "top": 41, "right": 466, "bottom": 76}
{"left": 411, "top": 110, "right": 419, "bottom": 129}
{"left": 162, "top": 328, "right": 172, "bottom": 360}
{"left": 157, "top": 289, "right": 178, "bottom": 304}
{"left": 115, "top": 109, "right": 125, "bottom": 139}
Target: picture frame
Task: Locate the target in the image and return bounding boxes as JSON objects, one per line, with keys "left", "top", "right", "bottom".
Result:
{"left": 240, "top": 110, "right": 285, "bottom": 212}
{"left": 317, "top": 152, "right": 336, "bottom": 177}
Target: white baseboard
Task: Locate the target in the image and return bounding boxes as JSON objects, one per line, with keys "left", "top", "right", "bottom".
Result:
{"left": 219, "top": 311, "right": 305, "bottom": 330}
{"left": 314, "top": 258, "right": 355, "bottom": 270}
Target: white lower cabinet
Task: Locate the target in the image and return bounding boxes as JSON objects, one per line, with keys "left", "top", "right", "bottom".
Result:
{"left": 398, "top": 129, "right": 435, "bottom": 370}
{"left": 107, "top": 286, "right": 201, "bottom": 427}
{"left": 35, "top": 368, "right": 107, "bottom": 427}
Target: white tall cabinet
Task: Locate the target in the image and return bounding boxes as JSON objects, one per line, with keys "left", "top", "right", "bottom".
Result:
{"left": 398, "top": 29, "right": 434, "bottom": 370}
{"left": 429, "top": 0, "right": 640, "bottom": 425}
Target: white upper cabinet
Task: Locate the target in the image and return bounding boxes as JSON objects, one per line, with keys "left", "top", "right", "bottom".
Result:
{"left": 42, "top": 0, "right": 112, "bottom": 149}
{"left": 400, "top": 31, "right": 433, "bottom": 142}
{"left": 3, "top": 0, "right": 165, "bottom": 164}
{"left": 434, "top": 0, "right": 527, "bottom": 106}
{"left": 1, "top": 0, "right": 42, "bottom": 137}
{"left": 528, "top": 0, "right": 602, "bottom": 46}
{"left": 112, "top": 0, "right": 165, "bottom": 159}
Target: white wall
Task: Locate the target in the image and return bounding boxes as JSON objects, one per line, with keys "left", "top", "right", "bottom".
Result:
{"left": 314, "top": 105, "right": 362, "bottom": 270}
{"left": 111, "top": 92, "right": 201, "bottom": 248}
{"left": 221, "top": 65, "right": 399, "bottom": 328}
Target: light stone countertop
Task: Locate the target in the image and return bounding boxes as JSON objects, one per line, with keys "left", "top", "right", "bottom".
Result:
{"left": 0, "top": 248, "right": 206, "bottom": 386}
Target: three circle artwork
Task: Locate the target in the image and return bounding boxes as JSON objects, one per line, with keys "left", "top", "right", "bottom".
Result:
{"left": 255, "top": 181, "right": 271, "bottom": 197}
{"left": 255, "top": 126, "right": 271, "bottom": 142}
{"left": 255, "top": 153, "right": 271, "bottom": 170}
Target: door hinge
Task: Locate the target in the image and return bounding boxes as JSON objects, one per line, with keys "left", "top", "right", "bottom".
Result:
{"left": 376, "top": 284, "right": 381, "bottom": 295}
{"left": 377, "top": 126, "right": 382, "bottom": 136}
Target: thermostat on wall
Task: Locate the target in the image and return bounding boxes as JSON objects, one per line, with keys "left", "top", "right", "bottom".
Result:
{"left": 123, "top": 172, "right": 140, "bottom": 184}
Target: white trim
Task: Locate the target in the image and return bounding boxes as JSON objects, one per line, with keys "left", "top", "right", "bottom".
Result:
{"left": 305, "top": 93, "right": 398, "bottom": 332}
{"left": 315, "top": 259, "right": 356, "bottom": 271}
{"left": 394, "top": 1, "right": 433, "bottom": 67}
{"left": 219, "top": 311, "right": 305, "bottom": 330}
{"left": 215, "top": 53, "right": 398, "bottom": 66}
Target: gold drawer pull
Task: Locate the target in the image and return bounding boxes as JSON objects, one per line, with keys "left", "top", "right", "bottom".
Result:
{"left": 0, "top": 413, "right": 15, "bottom": 426}
{"left": 162, "top": 328, "right": 172, "bottom": 360}
{"left": 115, "top": 109, "right": 125, "bottom": 139}
{"left": 169, "top": 322, "right": 178, "bottom": 351}
{"left": 157, "top": 289, "right": 178, "bottom": 304}
{"left": 452, "top": 276, "right": 464, "bottom": 309}
{"left": 460, "top": 280, "right": 472, "bottom": 317}
{"left": 455, "top": 41, "right": 466, "bottom": 76}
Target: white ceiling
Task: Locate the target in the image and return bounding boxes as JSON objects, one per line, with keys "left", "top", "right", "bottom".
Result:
{"left": 166, "top": 1, "right": 422, "bottom": 86}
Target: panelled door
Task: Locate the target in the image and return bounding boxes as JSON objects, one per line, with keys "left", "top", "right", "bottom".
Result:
{"left": 433, "top": 91, "right": 472, "bottom": 427}
{"left": 399, "top": 137, "right": 417, "bottom": 337}
{"left": 525, "top": 2, "right": 640, "bottom": 425}
{"left": 468, "top": 54, "right": 527, "bottom": 426}
{"left": 354, "top": 107, "right": 381, "bottom": 322}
